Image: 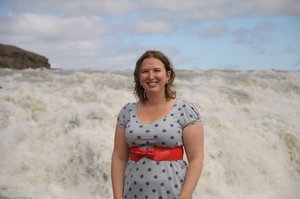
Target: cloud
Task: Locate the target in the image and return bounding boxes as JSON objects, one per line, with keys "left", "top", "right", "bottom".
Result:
{"left": 12, "top": 0, "right": 134, "bottom": 16}
{"left": 135, "top": 0, "right": 299, "bottom": 20}
{"left": 132, "top": 19, "right": 174, "bottom": 34}
{"left": 196, "top": 21, "right": 277, "bottom": 47}
{"left": 10, "top": 0, "right": 300, "bottom": 19}
{"left": 283, "top": 46, "right": 297, "bottom": 53}
{"left": 198, "top": 23, "right": 228, "bottom": 39}
{"left": 0, "top": 12, "right": 134, "bottom": 68}
{"left": 1, "top": 0, "right": 299, "bottom": 69}
{"left": 232, "top": 22, "right": 277, "bottom": 45}
{"left": 293, "top": 61, "right": 300, "bottom": 69}
{"left": 238, "top": 0, "right": 300, "bottom": 16}
{"left": 18, "top": 39, "right": 144, "bottom": 69}
{"left": 0, "top": 13, "right": 109, "bottom": 41}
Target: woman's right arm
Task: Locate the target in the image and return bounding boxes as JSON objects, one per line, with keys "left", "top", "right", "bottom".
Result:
{"left": 111, "top": 126, "right": 129, "bottom": 199}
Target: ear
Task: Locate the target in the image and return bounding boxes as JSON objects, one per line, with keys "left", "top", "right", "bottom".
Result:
{"left": 167, "top": 70, "right": 171, "bottom": 80}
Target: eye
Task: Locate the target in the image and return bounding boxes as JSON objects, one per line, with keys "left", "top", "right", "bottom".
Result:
{"left": 140, "top": 70, "right": 148, "bottom": 74}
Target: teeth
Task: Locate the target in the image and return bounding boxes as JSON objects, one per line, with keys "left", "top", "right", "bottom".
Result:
{"left": 147, "top": 82, "right": 157, "bottom": 86}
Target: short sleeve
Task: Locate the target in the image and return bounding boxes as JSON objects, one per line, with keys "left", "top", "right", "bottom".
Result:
{"left": 179, "top": 101, "right": 202, "bottom": 128}
{"left": 117, "top": 103, "right": 130, "bottom": 128}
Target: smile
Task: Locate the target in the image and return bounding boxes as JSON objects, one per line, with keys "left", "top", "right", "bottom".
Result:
{"left": 147, "top": 81, "right": 158, "bottom": 85}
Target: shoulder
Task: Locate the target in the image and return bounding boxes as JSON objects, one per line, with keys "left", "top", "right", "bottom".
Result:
{"left": 117, "top": 102, "right": 137, "bottom": 128}
{"left": 118, "top": 101, "right": 137, "bottom": 116}
{"left": 120, "top": 102, "right": 137, "bottom": 111}
{"left": 175, "top": 99, "right": 200, "bottom": 114}
{"left": 175, "top": 99, "right": 202, "bottom": 127}
{"left": 175, "top": 99, "right": 198, "bottom": 108}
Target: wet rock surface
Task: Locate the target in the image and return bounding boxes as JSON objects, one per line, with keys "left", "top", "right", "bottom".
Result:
{"left": 0, "top": 44, "right": 50, "bottom": 69}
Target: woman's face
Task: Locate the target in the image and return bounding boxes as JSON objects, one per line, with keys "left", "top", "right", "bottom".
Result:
{"left": 139, "top": 57, "right": 171, "bottom": 95}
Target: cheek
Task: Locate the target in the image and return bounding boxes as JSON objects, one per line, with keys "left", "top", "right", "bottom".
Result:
{"left": 139, "top": 73, "right": 146, "bottom": 81}
{"left": 161, "top": 72, "right": 169, "bottom": 80}
{"left": 139, "top": 75, "right": 148, "bottom": 86}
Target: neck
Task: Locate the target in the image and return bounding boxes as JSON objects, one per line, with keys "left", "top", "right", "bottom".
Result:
{"left": 145, "top": 92, "right": 167, "bottom": 106}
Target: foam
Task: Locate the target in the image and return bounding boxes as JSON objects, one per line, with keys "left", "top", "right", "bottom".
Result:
{"left": 0, "top": 69, "right": 299, "bottom": 199}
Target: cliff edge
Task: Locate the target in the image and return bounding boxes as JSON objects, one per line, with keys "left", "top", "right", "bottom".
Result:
{"left": 0, "top": 44, "right": 51, "bottom": 69}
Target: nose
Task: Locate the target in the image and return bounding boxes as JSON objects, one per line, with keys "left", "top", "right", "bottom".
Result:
{"left": 148, "top": 71, "right": 155, "bottom": 79}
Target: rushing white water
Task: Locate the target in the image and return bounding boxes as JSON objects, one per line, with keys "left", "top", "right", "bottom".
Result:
{"left": 0, "top": 68, "right": 299, "bottom": 199}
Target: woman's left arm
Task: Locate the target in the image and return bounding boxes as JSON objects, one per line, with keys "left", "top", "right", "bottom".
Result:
{"left": 179, "top": 122, "right": 204, "bottom": 199}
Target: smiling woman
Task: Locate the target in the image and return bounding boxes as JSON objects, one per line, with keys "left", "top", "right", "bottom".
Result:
{"left": 111, "top": 50, "right": 204, "bottom": 199}
{"left": 133, "top": 50, "right": 176, "bottom": 103}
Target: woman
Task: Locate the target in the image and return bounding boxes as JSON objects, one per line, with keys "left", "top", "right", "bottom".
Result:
{"left": 111, "top": 50, "right": 204, "bottom": 199}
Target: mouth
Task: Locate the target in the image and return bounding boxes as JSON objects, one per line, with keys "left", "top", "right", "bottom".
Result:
{"left": 146, "top": 81, "right": 158, "bottom": 87}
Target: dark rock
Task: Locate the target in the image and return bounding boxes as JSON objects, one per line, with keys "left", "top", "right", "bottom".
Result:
{"left": 0, "top": 43, "right": 51, "bottom": 69}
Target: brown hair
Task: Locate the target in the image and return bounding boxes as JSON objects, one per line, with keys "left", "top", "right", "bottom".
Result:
{"left": 134, "top": 50, "right": 176, "bottom": 103}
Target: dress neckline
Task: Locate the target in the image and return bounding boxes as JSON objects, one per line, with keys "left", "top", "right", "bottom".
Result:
{"left": 135, "top": 99, "right": 178, "bottom": 124}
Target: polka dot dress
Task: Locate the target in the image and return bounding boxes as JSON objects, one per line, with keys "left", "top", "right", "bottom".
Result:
{"left": 117, "top": 99, "right": 201, "bottom": 199}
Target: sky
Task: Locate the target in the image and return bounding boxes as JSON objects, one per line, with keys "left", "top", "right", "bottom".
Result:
{"left": 0, "top": 0, "right": 299, "bottom": 70}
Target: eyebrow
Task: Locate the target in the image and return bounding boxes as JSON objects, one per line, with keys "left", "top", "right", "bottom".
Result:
{"left": 140, "top": 66, "right": 162, "bottom": 71}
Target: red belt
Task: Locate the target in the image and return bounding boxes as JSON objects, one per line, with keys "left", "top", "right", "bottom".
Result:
{"left": 129, "top": 146, "right": 183, "bottom": 162}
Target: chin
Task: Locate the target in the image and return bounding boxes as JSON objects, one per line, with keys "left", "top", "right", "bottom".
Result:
{"left": 145, "top": 88, "right": 164, "bottom": 94}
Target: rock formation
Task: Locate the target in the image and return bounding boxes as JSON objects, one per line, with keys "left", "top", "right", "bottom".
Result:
{"left": 0, "top": 44, "right": 51, "bottom": 69}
